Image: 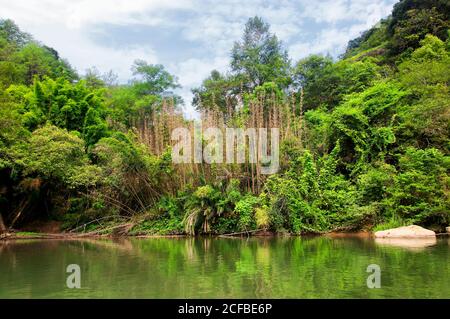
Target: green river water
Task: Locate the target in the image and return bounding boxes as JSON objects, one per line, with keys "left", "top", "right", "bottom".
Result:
{"left": 0, "top": 236, "right": 449, "bottom": 298}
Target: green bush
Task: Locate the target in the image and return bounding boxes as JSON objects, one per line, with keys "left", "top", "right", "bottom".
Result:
{"left": 234, "top": 194, "right": 259, "bottom": 231}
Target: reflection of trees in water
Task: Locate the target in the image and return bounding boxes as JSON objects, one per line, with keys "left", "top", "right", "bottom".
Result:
{"left": 184, "top": 237, "right": 196, "bottom": 262}
{"left": 1, "top": 237, "right": 449, "bottom": 298}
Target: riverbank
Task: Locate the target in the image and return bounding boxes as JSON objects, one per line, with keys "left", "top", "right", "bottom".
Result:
{"left": 1, "top": 220, "right": 448, "bottom": 241}
{"left": 0, "top": 228, "right": 366, "bottom": 240}
{"left": 3, "top": 229, "right": 448, "bottom": 242}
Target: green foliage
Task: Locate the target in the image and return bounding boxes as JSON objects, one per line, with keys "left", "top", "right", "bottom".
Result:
{"left": 294, "top": 56, "right": 382, "bottom": 110}
{"left": 0, "top": 100, "right": 30, "bottom": 170}
{"left": 83, "top": 107, "right": 110, "bottom": 148}
{"left": 193, "top": 16, "right": 291, "bottom": 115}
{"left": 183, "top": 179, "right": 244, "bottom": 235}
{"left": 372, "top": 215, "right": 406, "bottom": 232}
{"left": 244, "top": 82, "right": 283, "bottom": 104}
{"left": 388, "top": 4, "right": 449, "bottom": 56}
{"left": 395, "top": 35, "right": 450, "bottom": 152}
{"left": 0, "top": 19, "right": 77, "bottom": 88}
{"left": 18, "top": 124, "right": 100, "bottom": 187}
{"left": 105, "top": 61, "right": 182, "bottom": 128}
{"left": 234, "top": 194, "right": 259, "bottom": 231}
{"left": 344, "top": 20, "right": 390, "bottom": 58}
{"left": 231, "top": 16, "right": 291, "bottom": 91}
{"left": 254, "top": 207, "right": 269, "bottom": 229}
{"left": 192, "top": 70, "right": 241, "bottom": 113}
{"left": 357, "top": 162, "right": 396, "bottom": 205}
{"left": 261, "top": 146, "right": 359, "bottom": 233}
{"left": 94, "top": 133, "right": 149, "bottom": 181}
{"left": 388, "top": 0, "right": 450, "bottom": 34}
{"left": 131, "top": 60, "right": 180, "bottom": 96}
{"left": 130, "top": 217, "right": 183, "bottom": 235}
{"left": 329, "top": 81, "right": 406, "bottom": 171}
{"left": 0, "top": 19, "right": 31, "bottom": 47}
{"left": 385, "top": 148, "right": 450, "bottom": 229}
{"left": 398, "top": 35, "right": 450, "bottom": 91}
{"left": 7, "top": 77, "right": 108, "bottom": 144}
{"left": 183, "top": 185, "right": 220, "bottom": 235}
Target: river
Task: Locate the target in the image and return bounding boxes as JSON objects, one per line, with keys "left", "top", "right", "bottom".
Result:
{"left": 0, "top": 236, "right": 449, "bottom": 298}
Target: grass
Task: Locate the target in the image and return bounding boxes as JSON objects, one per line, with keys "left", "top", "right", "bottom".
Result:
{"left": 15, "top": 231, "right": 43, "bottom": 237}
{"left": 372, "top": 216, "right": 407, "bottom": 232}
{"left": 129, "top": 217, "right": 183, "bottom": 235}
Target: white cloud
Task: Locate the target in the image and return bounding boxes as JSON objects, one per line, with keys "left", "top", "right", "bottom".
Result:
{"left": 1, "top": 0, "right": 194, "bottom": 29}
{"left": 0, "top": 0, "right": 398, "bottom": 117}
{"left": 289, "top": 25, "right": 366, "bottom": 60}
{"left": 299, "top": 0, "right": 395, "bottom": 24}
{"left": 171, "top": 56, "right": 229, "bottom": 119}
{"left": 66, "top": 0, "right": 195, "bottom": 29}
{"left": 289, "top": 0, "right": 396, "bottom": 60}
{"left": 173, "top": 56, "right": 228, "bottom": 88}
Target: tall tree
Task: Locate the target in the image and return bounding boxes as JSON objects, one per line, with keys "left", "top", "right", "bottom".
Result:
{"left": 192, "top": 70, "right": 241, "bottom": 113}
{"left": 131, "top": 60, "right": 180, "bottom": 96}
{"left": 0, "top": 19, "right": 31, "bottom": 47}
{"left": 231, "top": 16, "right": 291, "bottom": 91}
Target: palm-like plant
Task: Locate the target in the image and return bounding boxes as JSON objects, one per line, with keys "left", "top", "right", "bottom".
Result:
{"left": 183, "top": 180, "right": 242, "bottom": 235}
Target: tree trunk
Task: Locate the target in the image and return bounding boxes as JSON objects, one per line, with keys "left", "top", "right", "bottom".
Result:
{"left": 0, "top": 213, "right": 6, "bottom": 234}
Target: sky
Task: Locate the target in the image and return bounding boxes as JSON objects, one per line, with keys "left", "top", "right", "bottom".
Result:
{"left": 1, "top": 0, "right": 398, "bottom": 118}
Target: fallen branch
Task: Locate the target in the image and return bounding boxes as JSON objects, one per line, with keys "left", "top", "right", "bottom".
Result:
{"left": 76, "top": 223, "right": 135, "bottom": 237}
{"left": 69, "top": 215, "right": 129, "bottom": 233}
{"left": 218, "top": 229, "right": 264, "bottom": 237}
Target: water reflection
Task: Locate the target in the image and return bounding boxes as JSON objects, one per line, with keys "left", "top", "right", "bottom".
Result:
{"left": 375, "top": 237, "right": 437, "bottom": 251}
{"left": 0, "top": 236, "right": 449, "bottom": 298}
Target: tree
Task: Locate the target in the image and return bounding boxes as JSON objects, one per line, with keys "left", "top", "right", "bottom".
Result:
{"left": 192, "top": 70, "right": 241, "bottom": 113}
{"left": 3, "top": 124, "right": 101, "bottom": 226}
{"left": 84, "top": 67, "right": 106, "bottom": 89}
{"left": 388, "top": 4, "right": 450, "bottom": 56}
{"left": 231, "top": 16, "right": 291, "bottom": 91}
{"left": 14, "top": 44, "right": 78, "bottom": 84}
{"left": 7, "top": 77, "right": 108, "bottom": 136}
{"left": 20, "top": 125, "right": 99, "bottom": 186}
{"left": 131, "top": 60, "right": 180, "bottom": 96}
{"left": 388, "top": 0, "right": 450, "bottom": 35}
{"left": 294, "top": 55, "right": 381, "bottom": 110}
{"left": 0, "top": 20, "right": 77, "bottom": 87}
{"left": 0, "top": 19, "right": 31, "bottom": 47}
{"left": 193, "top": 17, "right": 292, "bottom": 113}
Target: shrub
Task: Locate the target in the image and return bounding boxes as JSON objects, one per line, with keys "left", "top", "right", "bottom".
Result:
{"left": 234, "top": 194, "right": 259, "bottom": 231}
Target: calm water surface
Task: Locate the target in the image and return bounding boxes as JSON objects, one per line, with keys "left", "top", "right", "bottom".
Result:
{"left": 0, "top": 236, "right": 449, "bottom": 298}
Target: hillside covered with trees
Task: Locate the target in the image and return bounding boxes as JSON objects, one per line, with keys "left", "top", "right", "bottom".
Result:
{"left": 0, "top": 0, "right": 449, "bottom": 236}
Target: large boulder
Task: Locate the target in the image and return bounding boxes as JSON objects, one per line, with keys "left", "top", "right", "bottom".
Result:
{"left": 374, "top": 225, "right": 435, "bottom": 238}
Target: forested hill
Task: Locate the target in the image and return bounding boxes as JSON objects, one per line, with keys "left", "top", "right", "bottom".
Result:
{"left": 0, "top": 0, "right": 449, "bottom": 236}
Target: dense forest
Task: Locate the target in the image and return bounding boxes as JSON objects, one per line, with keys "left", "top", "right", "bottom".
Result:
{"left": 0, "top": 0, "right": 449, "bottom": 236}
